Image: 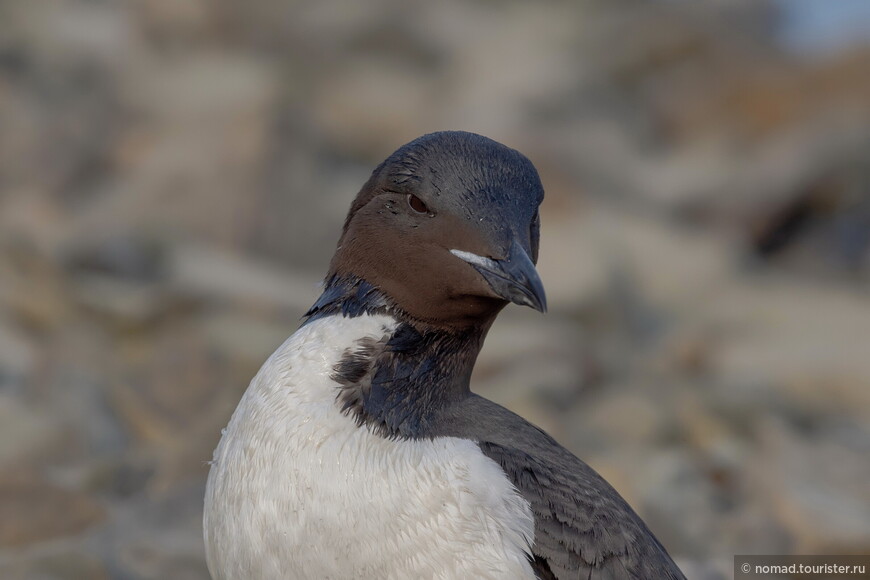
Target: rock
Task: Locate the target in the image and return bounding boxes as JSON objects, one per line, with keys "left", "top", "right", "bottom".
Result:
{"left": 83, "top": 454, "right": 155, "bottom": 499}
{"left": 580, "top": 388, "right": 670, "bottom": 447}
{"left": 71, "top": 275, "right": 174, "bottom": 328}
{"left": 107, "top": 325, "right": 230, "bottom": 447}
{"left": 0, "top": 475, "right": 105, "bottom": 548}
{"left": 754, "top": 418, "right": 870, "bottom": 553}
{"left": 121, "top": 554, "right": 211, "bottom": 580}
{"left": 105, "top": 321, "right": 253, "bottom": 489}
{"left": 0, "top": 395, "right": 64, "bottom": 469}
{"left": 709, "top": 281, "right": 870, "bottom": 419}
{"left": 26, "top": 324, "right": 128, "bottom": 462}
{"left": 168, "top": 243, "right": 320, "bottom": 315}
{"left": 535, "top": 198, "right": 610, "bottom": 311}
{"left": 0, "top": 552, "right": 110, "bottom": 580}
{"left": 65, "top": 234, "right": 167, "bottom": 283}
{"left": 0, "top": 194, "right": 71, "bottom": 256}
{"left": 474, "top": 314, "right": 584, "bottom": 437}
{"left": 135, "top": 0, "right": 213, "bottom": 44}
{"left": 636, "top": 448, "right": 734, "bottom": 558}
{"left": 197, "top": 311, "right": 292, "bottom": 365}
{"left": 0, "top": 319, "right": 37, "bottom": 388}
{"left": 106, "top": 483, "right": 210, "bottom": 579}
{"left": 0, "top": 237, "right": 71, "bottom": 332}
{"left": 675, "top": 558, "right": 730, "bottom": 580}
{"left": 310, "top": 58, "right": 437, "bottom": 157}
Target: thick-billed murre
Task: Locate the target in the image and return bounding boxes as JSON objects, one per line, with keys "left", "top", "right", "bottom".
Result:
{"left": 204, "top": 131, "right": 686, "bottom": 579}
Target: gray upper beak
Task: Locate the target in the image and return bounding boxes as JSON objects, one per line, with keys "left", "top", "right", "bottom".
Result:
{"left": 450, "top": 242, "right": 547, "bottom": 313}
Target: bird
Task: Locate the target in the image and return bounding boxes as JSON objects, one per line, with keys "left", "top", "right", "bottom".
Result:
{"left": 203, "top": 131, "right": 686, "bottom": 580}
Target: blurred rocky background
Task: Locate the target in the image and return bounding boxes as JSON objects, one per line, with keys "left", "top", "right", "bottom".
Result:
{"left": 1, "top": 0, "right": 869, "bottom": 578}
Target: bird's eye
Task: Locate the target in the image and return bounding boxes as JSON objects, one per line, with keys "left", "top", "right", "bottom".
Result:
{"left": 407, "top": 194, "right": 429, "bottom": 214}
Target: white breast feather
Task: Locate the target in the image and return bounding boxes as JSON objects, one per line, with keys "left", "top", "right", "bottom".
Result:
{"left": 204, "top": 314, "right": 535, "bottom": 580}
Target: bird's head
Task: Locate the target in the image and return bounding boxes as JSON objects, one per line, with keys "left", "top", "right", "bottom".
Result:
{"left": 329, "top": 131, "right": 546, "bottom": 331}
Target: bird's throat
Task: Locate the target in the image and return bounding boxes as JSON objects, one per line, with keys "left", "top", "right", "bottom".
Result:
{"left": 307, "top": 276, "right": 489, "bottom": 439}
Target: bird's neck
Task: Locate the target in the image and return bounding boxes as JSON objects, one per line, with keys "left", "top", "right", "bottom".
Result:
{"left": 305, "top": 275, "right": 492, "bottom": 439}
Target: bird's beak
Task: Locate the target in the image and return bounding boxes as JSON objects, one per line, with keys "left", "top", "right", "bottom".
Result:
{"left": 450, "top": 242, "right": 547, "bottom": 313}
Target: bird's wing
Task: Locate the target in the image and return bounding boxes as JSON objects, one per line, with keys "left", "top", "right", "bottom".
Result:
{"left": 438, "top": 396, "right": 686, "bottom": 580}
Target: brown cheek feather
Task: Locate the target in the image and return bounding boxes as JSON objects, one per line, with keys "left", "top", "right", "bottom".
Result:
{"left": 329, "top": 200, "right": 506, "bottom": 330}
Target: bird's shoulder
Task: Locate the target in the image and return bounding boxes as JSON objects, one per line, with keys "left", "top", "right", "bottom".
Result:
{"left": 435, "top": 395, "right": 686, "bottom": 580}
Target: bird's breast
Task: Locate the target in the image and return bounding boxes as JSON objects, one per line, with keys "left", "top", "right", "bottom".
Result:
{"left": 203, "top": 314, "right": 535, "bottom": 580}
